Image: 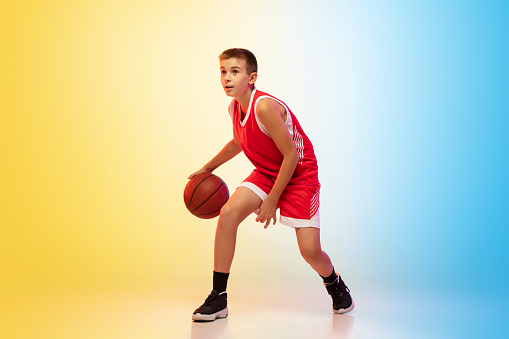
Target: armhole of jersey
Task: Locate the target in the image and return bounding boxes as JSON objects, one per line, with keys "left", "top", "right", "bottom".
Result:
{"left": 228, "top": 100, "right": 235, "bottom": 120}
{"left": 254, "top": 96, "right": 293, "bottom": 139}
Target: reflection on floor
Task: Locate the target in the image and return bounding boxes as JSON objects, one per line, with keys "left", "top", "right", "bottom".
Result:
{"left": 191, "top": 311, "right": 354, "bottom": 339}
{"left": 2, "top": 284, "right": 505, "bottom": 339}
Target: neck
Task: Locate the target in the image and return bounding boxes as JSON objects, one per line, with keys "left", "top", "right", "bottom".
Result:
{"left": 236, "top": 86, "right": 254, "bottom": 112}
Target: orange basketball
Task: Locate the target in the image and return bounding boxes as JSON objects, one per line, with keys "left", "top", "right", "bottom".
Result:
{"left": 184, "top": 173, "right": 229, "bottom": 219}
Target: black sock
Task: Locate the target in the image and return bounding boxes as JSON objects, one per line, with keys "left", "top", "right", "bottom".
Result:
{"left": 321, "top": 267, "right": 339, "bottom": 284}
{"left": 213, "top": 271, "right": 230, "bottom": 293}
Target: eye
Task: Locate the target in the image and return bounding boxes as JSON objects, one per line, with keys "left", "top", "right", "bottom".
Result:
{"left": 233, "top": 70, "right": 239, "bottom": 74}
{"left": 221, "top": 70, "right": 226, "bottom": 75}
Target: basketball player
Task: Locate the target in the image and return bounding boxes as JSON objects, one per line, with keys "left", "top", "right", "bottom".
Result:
{"left": 189, "top": 48, "right": 354, "bottom": 321}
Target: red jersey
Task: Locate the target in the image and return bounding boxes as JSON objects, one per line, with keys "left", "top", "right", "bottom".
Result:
{"left": 229, "top": 88, "right": 320, "bottom": 187}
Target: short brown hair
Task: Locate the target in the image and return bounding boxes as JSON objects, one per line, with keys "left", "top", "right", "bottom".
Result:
{"left": 219, "top": 48, "right": 258, "bottom": 74}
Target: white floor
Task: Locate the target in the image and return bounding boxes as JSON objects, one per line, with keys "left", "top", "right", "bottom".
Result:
{"left": 2, "top": 284, "right": 505, "bottom": 339}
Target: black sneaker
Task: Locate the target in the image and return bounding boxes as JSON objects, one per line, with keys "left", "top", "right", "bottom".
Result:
{"left": 192, "top": 290, "right": 228, "bottom": 322}
{"left": 325, "top": 274, "right": 355, "bottom": 313}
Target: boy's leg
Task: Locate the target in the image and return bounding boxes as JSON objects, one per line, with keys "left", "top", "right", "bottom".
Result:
{"left": 214, "top": 186, "right": 262, "bottom": 273}
{"left": 295, "top": 227, "right": 333, "bottom": 276}
{"left": 192, "top": 187, "right": 262, "bottom": 322}
{"left": 295, "top": 227, "right": 354, "bottom": 314}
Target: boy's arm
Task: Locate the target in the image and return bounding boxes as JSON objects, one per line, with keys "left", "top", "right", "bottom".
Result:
{"left": 188, "top": 131, "right": 242, "bottom": 179}
{"left": 255, "top": 99, "right": 298, "bottom": 228}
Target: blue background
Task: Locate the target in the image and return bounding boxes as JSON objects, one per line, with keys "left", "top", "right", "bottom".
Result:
{"left": 291, "top": 0, "right": 508, "bottom": 296}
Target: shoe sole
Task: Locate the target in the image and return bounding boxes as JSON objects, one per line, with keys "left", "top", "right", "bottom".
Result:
{"left": 333, "top": 300, "right": 355, "bottom": 314}
{"left": 192, "top": 307, "right": 228, "bottom": 322}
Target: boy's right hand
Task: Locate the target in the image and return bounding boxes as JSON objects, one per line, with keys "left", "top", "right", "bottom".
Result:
{"left": 188, "top": 168, "right": 212, "bottom": 179}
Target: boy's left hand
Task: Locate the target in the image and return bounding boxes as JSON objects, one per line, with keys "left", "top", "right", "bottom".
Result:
{"left": 256, "top": 197, "right": 278, "bottom": 228}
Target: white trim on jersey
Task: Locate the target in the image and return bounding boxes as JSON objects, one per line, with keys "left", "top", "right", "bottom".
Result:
{"left": 240, "top": 88, "right": 258, "bottom": 127}
{"left": 252, "top": 94, "right": 306, "bottom": 165}
{"left": 253, "top": 95, "right": 293, "bottom": 139}
{"left": 228, "top": 100, "right": 235, "bottom": 120}
{"left": 293, "top": 125, "right": 305, "bottom": 165}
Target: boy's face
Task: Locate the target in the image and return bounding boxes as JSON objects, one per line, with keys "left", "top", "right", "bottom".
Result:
{"left": 220, "top": 57, "right": 257, "bottom": 98}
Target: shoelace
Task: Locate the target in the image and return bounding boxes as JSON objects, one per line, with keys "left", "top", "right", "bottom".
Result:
{"left": 329, "top": 285, "right": 344, "bottom": 300}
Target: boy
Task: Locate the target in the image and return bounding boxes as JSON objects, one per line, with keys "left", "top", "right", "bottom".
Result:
{"left": 189, "top": 48, "right": 354, "bottom": 321}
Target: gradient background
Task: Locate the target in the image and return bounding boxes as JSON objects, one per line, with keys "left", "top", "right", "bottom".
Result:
{"left": 1, "top": 0, "right": 508, "bottom": 338}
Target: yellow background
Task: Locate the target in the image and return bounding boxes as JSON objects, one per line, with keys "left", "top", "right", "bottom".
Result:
{"left": 1, "top": 2, "right": 312, "bottom": 336}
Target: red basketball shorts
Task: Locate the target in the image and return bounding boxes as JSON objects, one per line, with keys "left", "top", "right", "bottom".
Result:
{"left": 239, "top": 170, "right": 321, "bottom": 228}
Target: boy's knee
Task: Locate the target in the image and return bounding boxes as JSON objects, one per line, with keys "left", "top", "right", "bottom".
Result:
{"left": 218, "top": 203, "right": 241, "bottom": 229}
{"left": 300, "top": 246, "right": 322, "bottom": 263}
{"left": 219, "top": 202, "right": 233, "bottom": 219}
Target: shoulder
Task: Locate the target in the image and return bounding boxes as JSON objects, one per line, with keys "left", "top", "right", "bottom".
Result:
{"left": 256, "top": 97, "right": 285, "bottom": 118}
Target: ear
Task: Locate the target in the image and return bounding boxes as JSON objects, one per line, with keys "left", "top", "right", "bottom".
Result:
{"left": 249, "top": 72, "right": 258, "bottom": 85}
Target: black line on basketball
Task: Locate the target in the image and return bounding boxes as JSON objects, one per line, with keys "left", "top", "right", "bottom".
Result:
{"left": 195, "top": 204, "right": 224, "bottom": 216}
{"left": 191, "top": 181, "right": 224, "bottom": 213}
{"left": 187, "top": 174, "right": 214, "bottom": 208}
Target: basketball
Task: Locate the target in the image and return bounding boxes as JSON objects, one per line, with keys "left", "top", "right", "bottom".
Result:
{"left": 184, "top": 173, "right": 229, "bottom": 219}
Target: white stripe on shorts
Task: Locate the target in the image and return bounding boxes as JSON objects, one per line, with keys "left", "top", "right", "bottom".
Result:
{"left": 239, "top": 181, "right": 320, "bottom": 229}
{"left": 238, "top": 182, "right": 268, "bottom": 200}
{"left": 280, "top": 210, "right": 320, "bottom": 229}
